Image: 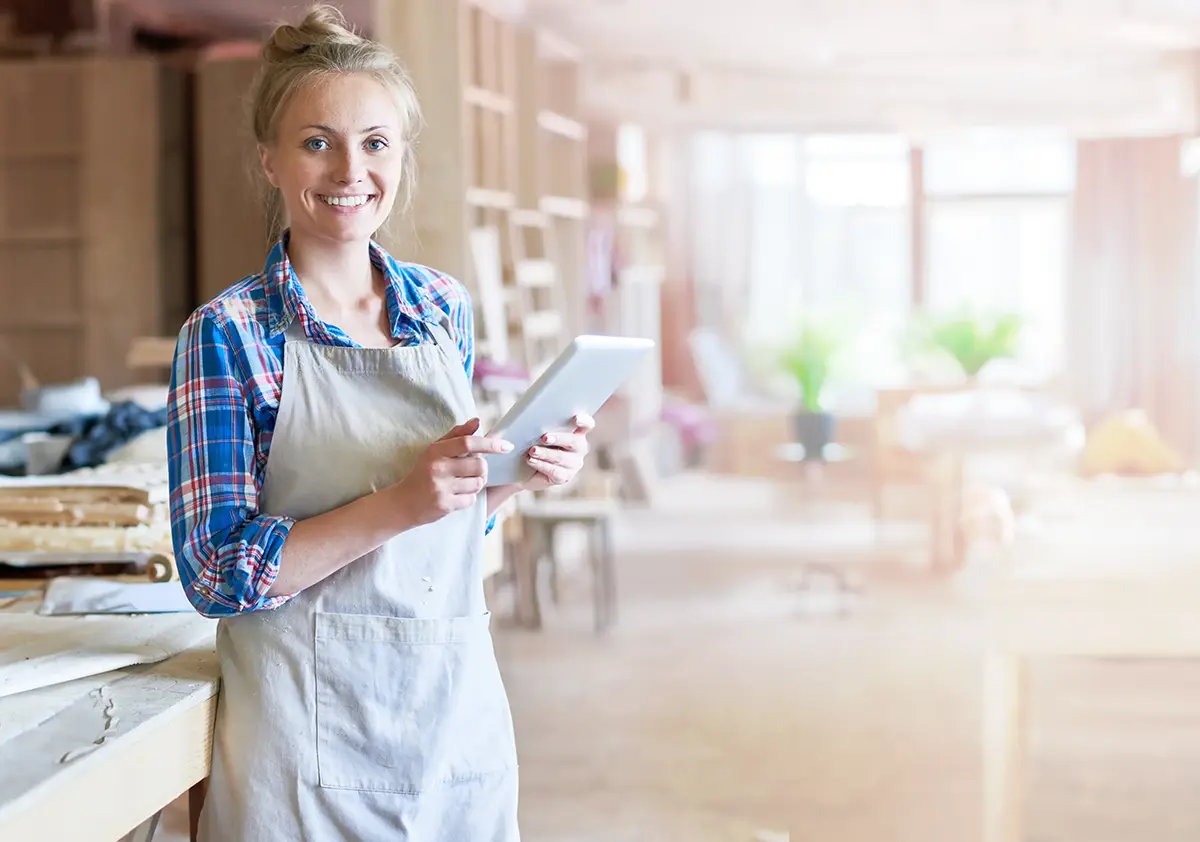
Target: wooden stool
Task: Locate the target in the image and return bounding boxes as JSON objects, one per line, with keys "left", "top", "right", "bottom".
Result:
{"left": 515, "top": 496, "right": 618, "bottom": 634}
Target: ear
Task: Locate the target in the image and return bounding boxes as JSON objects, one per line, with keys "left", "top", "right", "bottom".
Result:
{"left": 258, "top": 143, "right": 280, "bottom": 189}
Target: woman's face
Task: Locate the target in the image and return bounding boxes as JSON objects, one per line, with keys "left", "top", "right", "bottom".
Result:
{"left": 260, "top": 72, "right": 404, "bottom": 245}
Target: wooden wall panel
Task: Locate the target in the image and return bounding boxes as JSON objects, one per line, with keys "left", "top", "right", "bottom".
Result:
{"left": 0, "top": 54, "right": 188, "bottom": 404}
{"left": 0, "top": 328, "right": 81, "bottom": 400}
{"left": 81, "top": 58, "right": 161, "bottom": 395}
{"left": 5, "top": 161, "right": 80, "bottom": 234}
{"left": 194, "top": 54, "right": 268, "bottom": 305}
{"left": 0, "top": 243, "right": 80, "bottom": 322}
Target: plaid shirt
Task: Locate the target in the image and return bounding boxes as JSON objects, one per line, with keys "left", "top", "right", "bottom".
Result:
{"left": 167, "top": 234, "right": 492, "bottom": 618}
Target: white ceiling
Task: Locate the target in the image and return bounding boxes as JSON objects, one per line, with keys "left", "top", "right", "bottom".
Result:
{"left": 518, "top": 0, "right": 1200, "bottom": 134}
{"left": 525, "top": 0, "right": 1200, "bottom": 71}
{"left": 138, "top": 0, "right": 1200, "bottom": 133}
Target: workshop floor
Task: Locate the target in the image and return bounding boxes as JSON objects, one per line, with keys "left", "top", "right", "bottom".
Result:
{"left": 159, "top": 473, "right": 1200, "bottom": 842}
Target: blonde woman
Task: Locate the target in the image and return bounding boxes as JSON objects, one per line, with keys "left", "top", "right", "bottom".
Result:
{"left": 167, "top": 6, "right": 592, "bottom": 839}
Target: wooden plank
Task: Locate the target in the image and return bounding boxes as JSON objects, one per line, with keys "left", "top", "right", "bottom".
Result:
{"left": 465, "top": 187, "right": 514, "bottom": 209}
{"left": 0, "top": 646, "right": 219, "bottom": 842}
{"left": 989, "top": 574, "right": 1200, "bottom": 658}
{"left": 539, "top": 196, "right": 588, "bottom": 218}
{"left": 537, "top": 110, "right": 586, "bottom": 141}
{"left": 464, "top": 84, "right": 512, "bottom": 113}
{"left": 0, "top": 613, "right": 214, "bottom": 699}
{"left": 981, "top": 649, "right": 1027, "bottom": 842}
{"left": 514, "top": 258, "right": 555, "bottom": 287}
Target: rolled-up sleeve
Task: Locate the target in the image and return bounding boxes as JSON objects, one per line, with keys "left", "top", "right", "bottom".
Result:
{"left": 167, "top": 311, "right": 295, "bottom": 618}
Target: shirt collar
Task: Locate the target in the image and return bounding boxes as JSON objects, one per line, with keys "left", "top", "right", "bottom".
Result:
{"left": 263, "top": 229, "right": 442, "bottom": 339}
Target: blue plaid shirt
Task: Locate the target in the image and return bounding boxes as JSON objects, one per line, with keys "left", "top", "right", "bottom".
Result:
{"left": 167, "top": 233, "right": 492, "bottom": 618}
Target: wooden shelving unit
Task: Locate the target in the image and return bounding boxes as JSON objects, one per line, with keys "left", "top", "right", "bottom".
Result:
{"left": 373, "top": 0, "right": 518, "bottom": 307}
{"left": 514, "top": 27, "right": 589, "bottom": 341}
{"left": 0, "top": 55, "right": 189, "bottom": 403}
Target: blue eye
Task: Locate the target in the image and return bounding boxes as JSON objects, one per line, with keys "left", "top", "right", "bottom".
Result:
{"left": 304, "top": 137, "right": 328, "bottom": 151}
{"left": 366, "top": 137, "right": 388, "bottom": 152}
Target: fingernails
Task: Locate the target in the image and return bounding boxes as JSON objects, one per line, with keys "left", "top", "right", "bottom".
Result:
{"left": 499, "top": 440, "right": 514, "bottom": 452}
{"left": 542, "top": 434, "right": 556, "bottom": 445}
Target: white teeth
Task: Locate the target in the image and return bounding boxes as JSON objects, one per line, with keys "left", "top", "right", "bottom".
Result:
{"left": 321, "top": 195, "right": 371, "bottom": 207}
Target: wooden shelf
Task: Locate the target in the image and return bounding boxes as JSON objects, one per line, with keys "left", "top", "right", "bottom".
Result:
{"left": 466, "top": 188, "right": 515, "bottom": 209}
{"left": 511, "top": 25, "right": 590, "bottom": 340}
{"left": 539, "top": 196, "right": 588, "bottom": 218}
{"left": 537, "top": 111, "right": 586, "bottom": 141}
{"left": 464, "top": 85, "right": 512, "bottom": 113}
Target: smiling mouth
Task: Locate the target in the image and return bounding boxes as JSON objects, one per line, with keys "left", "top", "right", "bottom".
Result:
{"left": 318, "top": 194, "right": 376, "bottom": 208}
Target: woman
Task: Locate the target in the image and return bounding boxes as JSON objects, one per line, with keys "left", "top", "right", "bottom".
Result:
{"left": 166, "top": 6, "right": 592, "bottom": 840}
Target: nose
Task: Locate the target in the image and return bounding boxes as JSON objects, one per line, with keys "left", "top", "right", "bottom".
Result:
{"left": 335, "top": 147, "right": 366, "bottom": 184}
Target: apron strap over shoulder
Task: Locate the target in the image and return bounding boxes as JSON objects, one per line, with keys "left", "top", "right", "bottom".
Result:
{"left": 425, "top": 320, "right": 455, "bottom": 351}
{"left": 284, "top": 318, "right": 307, "bottom": 343}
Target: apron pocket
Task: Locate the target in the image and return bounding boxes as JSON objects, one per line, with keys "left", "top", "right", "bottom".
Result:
{"left": 314, "top": 610, "right": 515, "bottom": 794}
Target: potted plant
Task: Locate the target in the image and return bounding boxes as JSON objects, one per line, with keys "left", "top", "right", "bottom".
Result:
{"left": 780, "top": 319, "right": 843, "bottom": 459}
{"left": 912, "top": 312, "right": 1024, "bottom": 378}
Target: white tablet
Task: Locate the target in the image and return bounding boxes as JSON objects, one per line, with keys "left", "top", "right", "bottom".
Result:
{"left": 482, "top": 335, "right": 656, "bottom": 487}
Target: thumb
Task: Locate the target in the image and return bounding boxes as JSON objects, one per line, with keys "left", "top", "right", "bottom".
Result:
{"left": 439, "top": 417, "right": 480, "bottom": 440}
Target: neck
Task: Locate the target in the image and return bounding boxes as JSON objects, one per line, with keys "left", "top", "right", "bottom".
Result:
{"left": 286, "top": 232, "right": 376, "bottom": 307}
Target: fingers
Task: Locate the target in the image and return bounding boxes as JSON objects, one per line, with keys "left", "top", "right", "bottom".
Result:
{"left": 434, "top": 434, "right": 513, "bottom": 457}
{"left": 438, "top": 417, "right": 481, "bottom": 440}
{"left": 571, "top": 413, "right": 596, "bottom": 434}
{"left": 527, "top": 455, "right": 576, "bottom": 486}
{"left": 435, "top": 454, "right": 487, "bottom": 479}
{"left": 535, "top": 431, "right": 589, "bottom": 455}
{"left": 445, "top": 475, "right": 486, "bottom": 495}
{"left": 527, "top": 443, "right": 583, "bottom": 478}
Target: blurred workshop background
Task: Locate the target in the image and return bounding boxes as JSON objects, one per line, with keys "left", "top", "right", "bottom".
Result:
{"left": 3, "top": 2, "right": 1200, "bottom": 841}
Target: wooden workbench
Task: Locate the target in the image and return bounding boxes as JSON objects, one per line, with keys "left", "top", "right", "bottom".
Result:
{"left": 0, "top": 543, "right": 508, "bottom": 842}
{"left": 983, "top": 556, "right": 1200, "bottom": 842}
{"left": 0, "top": 579, "right": 218, "bottom": 842}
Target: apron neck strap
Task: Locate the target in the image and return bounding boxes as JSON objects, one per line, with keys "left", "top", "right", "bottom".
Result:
{"left": 283, "top": 318, "right": 308, "bottom": 343}
{"left": 425, "top": 320, "right": 454, "bottom": 351}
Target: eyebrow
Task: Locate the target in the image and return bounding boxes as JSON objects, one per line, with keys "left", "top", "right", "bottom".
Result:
{"left": 302, "top": 124, "right": 390, "bottom": 134}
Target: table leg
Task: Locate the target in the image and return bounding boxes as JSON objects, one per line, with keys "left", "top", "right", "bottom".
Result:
{"left": 512, "top": 530, "right": 543, "bottom": 629}
{"left": 120, "top": 811, "right": 161, "bottom": 842}
{"left": 188, "top": 778, "right": 208, "bottom": 842}
{"left": 983, "top": 648, "right": 1028, "bottom": 842}
{"left": 930, "top": 451, "right": 966, "bottom": 572}
{"left": 589, "top": 524, "right": 608, "bottom": 634}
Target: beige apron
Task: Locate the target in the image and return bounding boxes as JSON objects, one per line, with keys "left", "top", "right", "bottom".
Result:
{"left": 197, "top": 317, "right": 520, "bottom": 841}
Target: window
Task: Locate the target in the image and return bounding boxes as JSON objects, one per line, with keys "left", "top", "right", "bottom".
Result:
{"left": 923, "top": 129, "right": 1075, "bottom": 377}
{"left": 686, "top": 131, "right": 914, "bottom": 394}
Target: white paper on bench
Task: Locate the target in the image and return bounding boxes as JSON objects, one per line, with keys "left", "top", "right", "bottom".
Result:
{"left": 37, "top": 576, "right": 193, "bottom": 615}
{"left": 0, "top": 612, "right": 215, "bottom": 699}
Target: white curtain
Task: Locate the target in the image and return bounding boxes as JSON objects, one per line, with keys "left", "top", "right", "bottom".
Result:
{"left": 1066, "top": 136, "right": 1200, "bottom": 460}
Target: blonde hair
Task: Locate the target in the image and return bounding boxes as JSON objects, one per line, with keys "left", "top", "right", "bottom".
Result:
{"left": 249, "top": 4, "right": 423, "bottom": 238}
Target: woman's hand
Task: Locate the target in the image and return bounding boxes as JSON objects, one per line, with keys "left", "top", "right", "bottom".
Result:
{"left": 520, "top": 413, "right": 596, "bottom": 492}
{"left": 392, "top": 418, "right": 512, "bottom": 527}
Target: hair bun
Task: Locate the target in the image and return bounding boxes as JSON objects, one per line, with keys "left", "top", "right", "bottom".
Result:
{"left": 262, "top": 4, "right": 363, "bottom": 64}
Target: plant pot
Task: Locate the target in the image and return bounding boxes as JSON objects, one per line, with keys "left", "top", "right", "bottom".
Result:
{"left": 792, "top": 410, "right": 836, "bottom": 460}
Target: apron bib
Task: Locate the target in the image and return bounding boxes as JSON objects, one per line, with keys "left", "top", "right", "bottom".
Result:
{"left": 197, "top": 319, "right": 520, "bottom": 842}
